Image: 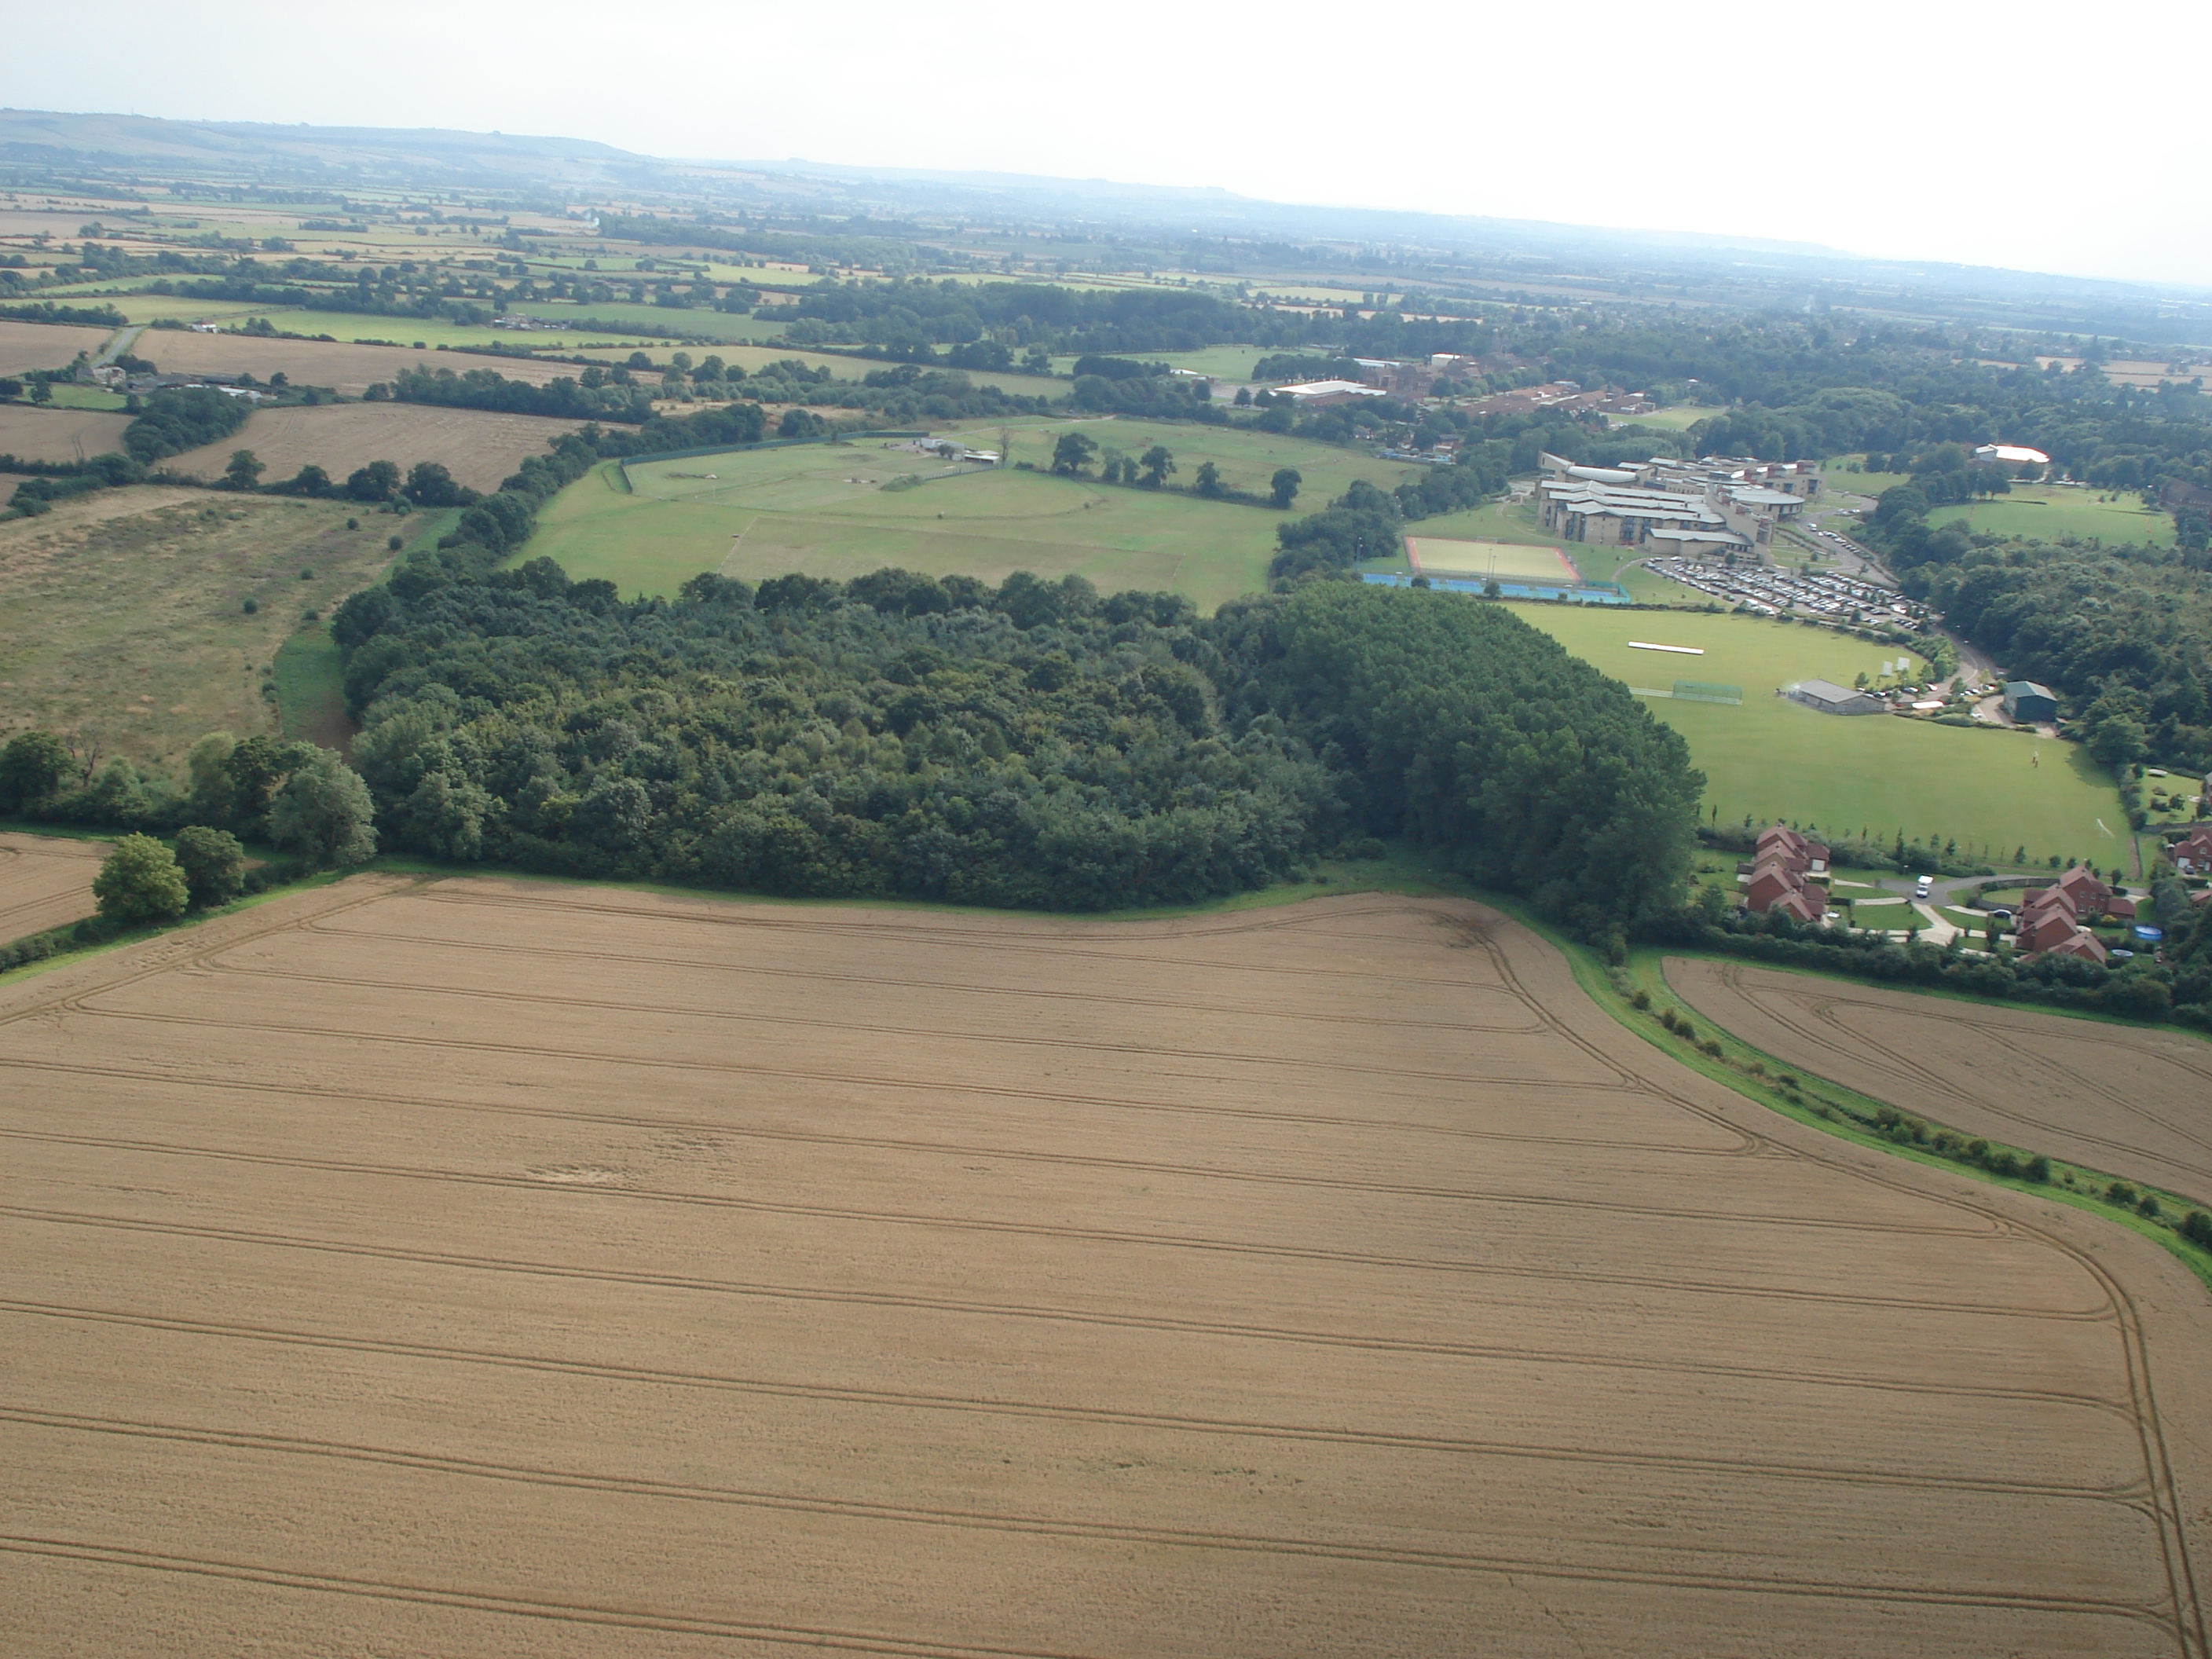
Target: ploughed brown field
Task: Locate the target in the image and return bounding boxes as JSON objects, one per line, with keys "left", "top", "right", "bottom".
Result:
{"left": 1668, "top": 957, "right": 2212, "bottom": 1208}
{"left": 165, "top": 401, "right": 589, "bottom": 493}
{"left": 5, "top": 877, "right": 2210, "bottom": 1657}
{"left": 136, "top": 332, "right": 583, "bottom": 397}
{"left": 0, "top": 831, "right": 101, "bottom": 940}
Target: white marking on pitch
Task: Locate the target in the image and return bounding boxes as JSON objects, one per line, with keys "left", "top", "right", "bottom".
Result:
{"left": 1628, "top": 641, "right": 1705, "bottom": 654}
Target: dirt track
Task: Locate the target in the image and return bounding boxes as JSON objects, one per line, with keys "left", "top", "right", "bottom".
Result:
{"left": 1668, "top": 957, "right": 2212, "bottom": 1207}
{"left": 0, "top": 831, "right": 101, "bottom": 940}
{"left": 4, "top": 879, "right": 2209, "bottom": 1657}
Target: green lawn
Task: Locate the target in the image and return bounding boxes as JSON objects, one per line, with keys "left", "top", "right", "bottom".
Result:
{"left": 1930, "top": 485, "right": 2174, "bottom": 547}
{"left": 1607, "top": 406, "right": 1716, "bottom": 432}
{"left": 1507, "top": 606, "right": 2127, "bottom": 862}
{"left": 518, "top": 418, "right": 1422, "bottom": 613}
{"left": 38, "top": 383, "right": 129, "bottom": 412}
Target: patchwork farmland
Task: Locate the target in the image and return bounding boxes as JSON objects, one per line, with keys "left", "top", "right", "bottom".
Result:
{"left": 4, "top": 876, "right": 2208, "bottom": 1655}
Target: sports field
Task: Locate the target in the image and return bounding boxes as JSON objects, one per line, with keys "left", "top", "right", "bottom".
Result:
{"left": 1669, "top": 960, "right": 2212, "bottom": 1207}
{"left": 0, "top": 831, "right": 101, "bottom": 943}
{"left": 521, "top": 419, "right": 1423, "bottom": 611}
{"left": 1407, "top": 537, "right": 1577, "bottom": 581}
{"left": 1510, "top": 607, "right": 2126, "bottom": 862}
{"left": 1931, "top": 485, "right": 2175, "bottom": 547}
{"left": 5, "top": 877, "right": 2208, "bottom": 1656}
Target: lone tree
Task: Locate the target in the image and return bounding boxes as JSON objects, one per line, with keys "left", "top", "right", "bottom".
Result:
{"left": 1050, "top": 431, "right": 1097, "bottom": 476}
{"left": 1269, "top": 467, "right": 1302, "bottom": 510}
{"left": 93, "top": 834, "right": 190, "bottom": 925}
{"left": 173, "top": 824, "right": 247, "bottom": 909}
{"left": 267, "top": 749, "right": 377, "bottom": 867}
{"left": 222, "top": 449, "right": 264, "bottom": 491}
{"left": 1193, "top": 460, "right": 1225, "bottom": 499}
{"left": 1138, "top": 445, "right": 1176, "bottom": 488}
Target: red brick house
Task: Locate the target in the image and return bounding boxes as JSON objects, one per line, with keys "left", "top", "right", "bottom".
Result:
{"left": 2172, "top": 827, "right": 2212, "bottom": 877}
{"left": 1743, "top": 824, "right": 1829, "bottom": 918}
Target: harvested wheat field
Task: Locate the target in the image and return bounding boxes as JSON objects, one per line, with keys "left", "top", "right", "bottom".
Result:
{"left": 0, "top": 831, "right": 101, "bottom": 941}
{"left": 0, "top": 320, "right": 114, "bottom": 377}
{"left": 4, "top": 878, "right": 2210, "bottom": 1657}
{"left": 1669, "top": 957, "right": 2212, "bottom": 1208}
{"left": 0, "top": 405, "right": 134, "bottom": 464}
{"left": 136, "top": 332, "right": 580, "bottom": 397}
{"left": 166, "top": 402, "right": 588, "bottom": 493}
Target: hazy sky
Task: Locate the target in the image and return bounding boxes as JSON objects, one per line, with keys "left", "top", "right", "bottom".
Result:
{"left": 6, "top": 0, "right": 2206, "bottom": 287}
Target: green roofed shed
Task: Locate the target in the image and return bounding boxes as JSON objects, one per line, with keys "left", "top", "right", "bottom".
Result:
{"left": 2003, "top": 680, "right": 2058, "bottom": 724}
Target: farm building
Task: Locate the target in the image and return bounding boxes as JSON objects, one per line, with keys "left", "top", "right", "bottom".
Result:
{"left": 1785, "top": 679, "right": 1885, "bottom": 716}
{"left": 2002, "top": 680, "right": 2060, "bottom": 724}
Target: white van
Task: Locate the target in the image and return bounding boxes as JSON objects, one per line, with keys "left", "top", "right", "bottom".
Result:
{"left": 1914, "top": 875, "right": 1933, "bottom": 899}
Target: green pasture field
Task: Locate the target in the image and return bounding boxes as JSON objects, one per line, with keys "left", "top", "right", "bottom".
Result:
{"left": 1409, "top": 497, "right": 1561, "bottom": 547}
{"left": 1049, "top": 346, "right": 1268, "bottom": 381}
{"left": 1822, "top": 459, "right": 1916, "bottom": 499}
{"left": 37, "top": 383, "right": 129, "bottom": 412}
{"left": 1407, "top": 537, "right": 1576, "bottom": 581}
{"left": 1606, "top": 406, "right": 1715, "bottom": 432}
{"left": 111, "top": 296, "right": 279, "bottom": 325}
{"left": 518, "top": 418, "right": 1422, "bottom": 613}
{"left": 558, "top": 342, "right": 1063, "bottom": 399}
{"left": 511, "top": 301, "right": 793, "bottom": 344}
{"left": 1930, "top": 485, "right": 2174, "bottom": 547}
{"left": 1507, "top": 606, "right": 2127, "bottom": 862}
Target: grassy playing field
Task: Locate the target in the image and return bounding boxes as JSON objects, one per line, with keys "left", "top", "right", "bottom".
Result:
{"left": 1406, "top": 537, "right": 1577, "bottom": 581}
{"left": 520, "top": 419, "right": 1424, "bottom": 612}
{"left": 1930, "top": 485, "right": 2174, "bottom": 547}
{"left": 1508, "top": 606, "right": 2127, "bottom": 863}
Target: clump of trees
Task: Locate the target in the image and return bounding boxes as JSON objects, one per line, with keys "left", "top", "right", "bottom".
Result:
{"left": 324, "top": 552, "right": 1702, "bottom": 928}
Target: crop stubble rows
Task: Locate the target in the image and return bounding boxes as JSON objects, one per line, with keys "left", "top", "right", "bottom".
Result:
{"left": 2, "top": 877, "right": 2208, "bottom": 1657}
{"left": 0, "top": 833, "right": 101, "bottom": 943}
{"left": 1666, "top": 958, "right": 2212, "bottom": 1208}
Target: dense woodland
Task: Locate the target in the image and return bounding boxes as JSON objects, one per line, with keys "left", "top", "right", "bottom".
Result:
{"left": 319, "top": 560, "right": 1701, "bottom": 928}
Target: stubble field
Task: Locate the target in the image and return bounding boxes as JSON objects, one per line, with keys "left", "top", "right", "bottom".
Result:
{"left": 0, "top": 405, "right": 135, "bottom": 463}
{"left": 2, "top": 874, "right": 2208, "bottom": 1657}
{"left": 0, "top": 320, "right": 114, "bottom": 376}
{"left": 164, "top": 401, "right": 589, "bottom": 493}
{"left": 1667, "top": 957, "right": 2212, "bottom": 1207}
{"left": 136, "top": 333, "right": 583, "bottom": 397}
{"left": 0, "top": 831, "right": 100, "bottom": 941}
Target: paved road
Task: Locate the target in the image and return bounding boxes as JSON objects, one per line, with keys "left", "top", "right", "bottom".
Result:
{"left": 93, "top": 324, "right": 145, "bottom": 368}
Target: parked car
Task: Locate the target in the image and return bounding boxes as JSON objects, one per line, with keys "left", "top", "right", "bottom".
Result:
{"left": 1914, "top": 875, "right": 1933, "bottom": 899}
